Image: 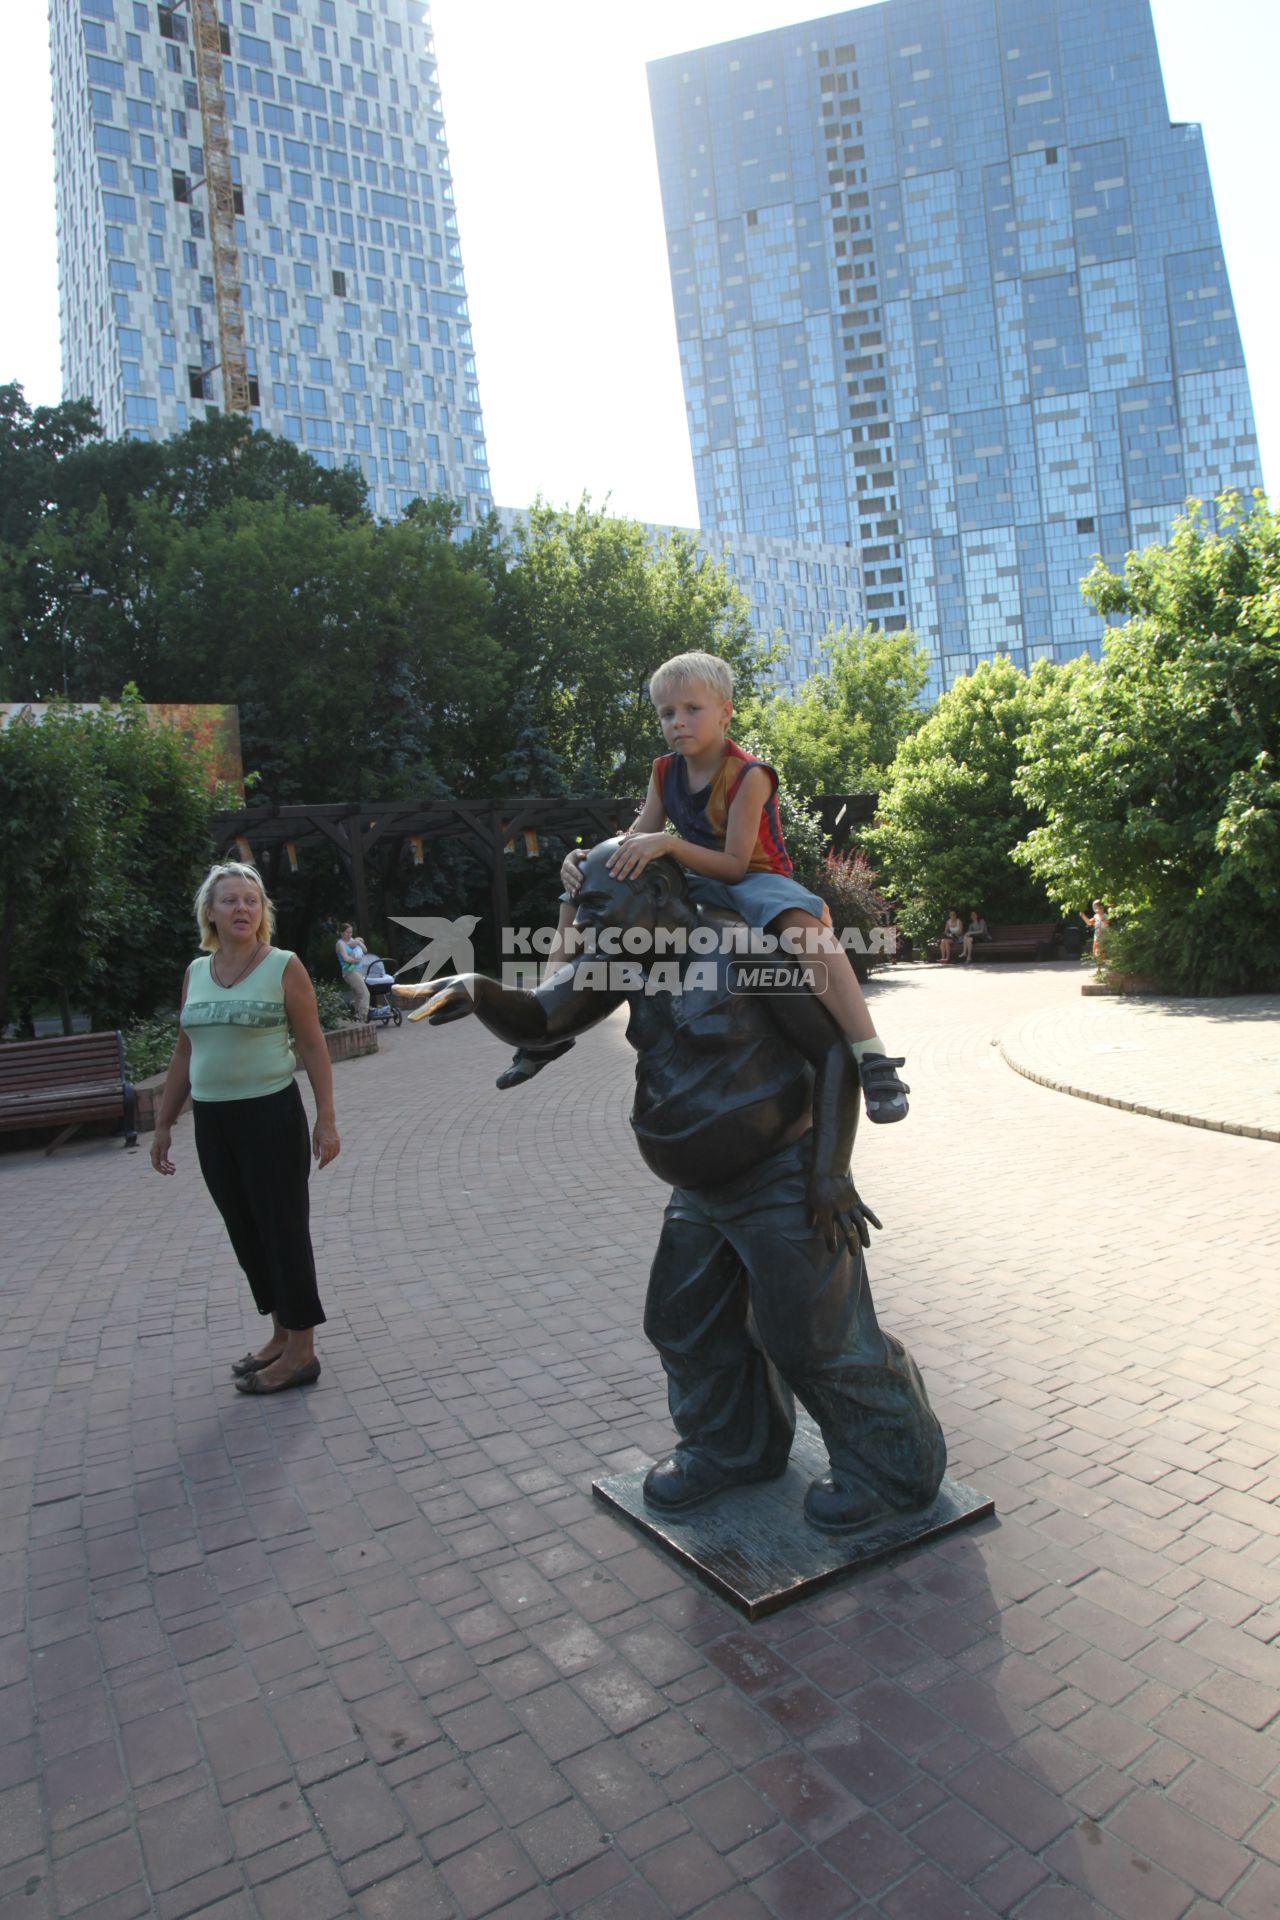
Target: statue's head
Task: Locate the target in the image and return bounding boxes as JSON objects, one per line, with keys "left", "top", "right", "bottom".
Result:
{"left": 572, "top": 840, "right": 696, "bottom": 946}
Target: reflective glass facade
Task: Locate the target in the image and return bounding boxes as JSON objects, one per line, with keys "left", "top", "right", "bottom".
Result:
{"left": 649, "top": 0, "right": 1262, "bottom": 694}
{"left": 51, "top": 0, "right": 490, "bottom": 523}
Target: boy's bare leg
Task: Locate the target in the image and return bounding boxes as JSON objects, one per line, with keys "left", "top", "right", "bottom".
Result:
{"left": 773, "top": 909, "right": 875, "bottom": 1042}
{"left": 773, "top": 909, "right": 909, "bottom": 1123}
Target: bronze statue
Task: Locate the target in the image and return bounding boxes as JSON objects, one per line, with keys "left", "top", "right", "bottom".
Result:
{"left": 402, "top": 843, "right": 945, "bottom": 1532}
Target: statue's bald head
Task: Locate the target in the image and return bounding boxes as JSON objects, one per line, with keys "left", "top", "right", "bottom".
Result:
{"left": 572, "top": 839, "right": 694, "bottom": 936}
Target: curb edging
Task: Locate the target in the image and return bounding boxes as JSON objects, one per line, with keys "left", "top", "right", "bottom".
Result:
{"left": 998, "top": 1043, "right": 1280, "bottom": 1144}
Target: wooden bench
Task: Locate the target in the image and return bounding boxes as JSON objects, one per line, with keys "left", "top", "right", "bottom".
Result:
{"left": 0, "top": 1031, "right": 138, "bottom": 1154}
{"left": 929, "top": 922, "right": 1059, "bottom": 963}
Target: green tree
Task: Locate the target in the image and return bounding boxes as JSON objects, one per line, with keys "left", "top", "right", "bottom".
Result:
{"left": 0, "top": 694, "right": 217, "bottom": 1033}
{"left": 0, "top": 384, "right": 101, "bottom": 548}
{"left": 1015, "top": 496, "right": 1280, "bottom": 993}
{"left": 738, "top": 623, "right": 930, "bottom": 799}
{"left": 863, "top": 656, "right": 1058, "bottom": 941}
{"left": 497, "top": 499, "right": 768, "bottom": 796}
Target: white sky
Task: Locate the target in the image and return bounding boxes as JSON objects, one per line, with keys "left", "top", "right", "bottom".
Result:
{"left": 2, "top": 0, "right": 1274, "bottom": 527}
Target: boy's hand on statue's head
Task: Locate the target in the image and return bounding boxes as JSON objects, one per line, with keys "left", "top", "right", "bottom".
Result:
{"left": 808, "top": 1172, "right": 882, "bottom": 1254}
{"left": 561, "top": 848, "right": 588, "bottom": 895}
{"left": 607, "top": 833, "right": 671, "bottom": 881}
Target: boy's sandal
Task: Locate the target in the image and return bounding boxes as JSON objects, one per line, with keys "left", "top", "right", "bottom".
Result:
{"left": 859, "top": 1054, "right": 911, "bottom": 1124}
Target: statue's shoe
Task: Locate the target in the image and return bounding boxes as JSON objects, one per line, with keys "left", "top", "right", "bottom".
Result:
{"left": 804, "top": 1474, "right": 921, "bottom": 1532}
{"left": 642, "top": 1451, "right": 788, "bottom": 1513}
{"left": 495, "top": 1036, "right": 577, "bottom": 1090}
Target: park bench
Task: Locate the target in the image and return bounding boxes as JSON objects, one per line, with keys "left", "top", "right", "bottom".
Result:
{"left": 928, "top": 922, "right": 1059, "bottom": 963}
{"left": 0, "top": 1031, "right": 138, "bottom": 1154}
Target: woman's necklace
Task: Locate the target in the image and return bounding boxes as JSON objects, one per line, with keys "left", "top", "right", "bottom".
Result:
{"left": 212, "top": 941, "right": 264, "bottom": 989}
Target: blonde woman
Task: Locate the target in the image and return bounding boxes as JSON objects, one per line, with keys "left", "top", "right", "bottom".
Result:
{"left": 150, "top": 862, "right": 340, "bottom": 1392}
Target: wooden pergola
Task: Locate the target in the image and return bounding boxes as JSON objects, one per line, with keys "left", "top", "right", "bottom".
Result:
{"left": 210, "top": 796, "right": 640, "bottom": 948}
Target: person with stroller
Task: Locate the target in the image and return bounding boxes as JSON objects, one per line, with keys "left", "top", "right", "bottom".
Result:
{"left": 335, "top": 922, "right": 370, "bottom": 1021}
{"left": 149, "top": 861, "right": 339, "bottom": 1393}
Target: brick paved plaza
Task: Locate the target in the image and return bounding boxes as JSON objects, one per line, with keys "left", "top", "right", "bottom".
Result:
{"left": 1, "top": 963, "right": 1278, "bottom": 1919}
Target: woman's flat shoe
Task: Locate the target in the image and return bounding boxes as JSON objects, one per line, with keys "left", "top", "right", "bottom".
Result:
{"left": 235, "top": 1359, "right": 321, "bottom": 1395}
{"left": 231, "top": 1350, "right": 283, "bottom": 1378}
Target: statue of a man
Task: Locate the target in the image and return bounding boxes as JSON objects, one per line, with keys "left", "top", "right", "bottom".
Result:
{"left": 407, "top": 843, "right": 945, "bottom": 1532}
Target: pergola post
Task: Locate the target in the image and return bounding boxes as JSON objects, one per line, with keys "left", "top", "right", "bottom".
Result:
{"left": 347, "top": 812, "right": 371, "bottom": 938}
{"left": 488, "top": 804, "right": 510, "bottom": 954}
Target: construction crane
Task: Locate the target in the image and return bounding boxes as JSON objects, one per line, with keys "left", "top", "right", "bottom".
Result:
{"left": 186, "top": 0, "right": 250, "bottom": 412}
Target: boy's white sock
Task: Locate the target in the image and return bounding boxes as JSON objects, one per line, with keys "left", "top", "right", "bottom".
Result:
{"left": 849, "top": 1037, "right": 886, "bottom": 1063}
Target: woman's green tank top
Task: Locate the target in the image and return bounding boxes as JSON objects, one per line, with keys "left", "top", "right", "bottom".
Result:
{"left": 181, "top": 948, "right": 297, "bottom": 1102}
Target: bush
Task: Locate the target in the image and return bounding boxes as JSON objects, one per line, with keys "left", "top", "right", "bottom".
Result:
{"left": 814, "top": 850, "right": 893, "bottom": 980}
{"left": 122, "top": 1013, "right": 179, "bottom": 1082}
{"left": 863, "top": 657, "right": 1058, "bottom": 942}
{"left": 314, "top": 980, "right": 357, "bottom": 1031}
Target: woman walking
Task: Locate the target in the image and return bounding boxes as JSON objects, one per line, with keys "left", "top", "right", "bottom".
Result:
{"left": 150, "top": 861, "right": 340, "bottom": 1393}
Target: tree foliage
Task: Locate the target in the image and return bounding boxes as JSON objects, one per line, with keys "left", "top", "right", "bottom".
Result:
{"left": 862, "top": 656, "right": 1058, "bottom": 941}
{"left": 495, "top": 500, "right": 767, "bottom": 796}
{"left": 1015, "top": 497, "right": 1280, "bottom": 993}
{"left": 739, "top": 623, "right": 929, "bottom": 799}
{"left": 0, "top": 693, "right": 218, "bottom": 1033}
{"left": 0, "top": 397, "right": 767, "bottom": 809}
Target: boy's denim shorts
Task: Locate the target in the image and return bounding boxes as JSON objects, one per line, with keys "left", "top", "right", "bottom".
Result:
{"left": 686, "top": 871, "right": 831, "bottom": 929}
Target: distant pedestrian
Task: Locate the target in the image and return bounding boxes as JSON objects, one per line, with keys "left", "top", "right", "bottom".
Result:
{"left": 336, "top": 922, "right": 370, "bottom": 1021}
{"left": 938, "top": 909, "right": 965, "bottom": 963}
{"left": 150, "top": 861, "right": 339, "bottom": 1394}
{"left": 963, "top": 911, "right": 990, "bottom": 962}
{"left": 1080, "top": 900, "right": 1110, "bottom": 963}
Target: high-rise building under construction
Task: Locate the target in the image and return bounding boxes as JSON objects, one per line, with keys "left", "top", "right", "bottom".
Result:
{"left": 50, "top": 0, "right": 490, "bottom": 523}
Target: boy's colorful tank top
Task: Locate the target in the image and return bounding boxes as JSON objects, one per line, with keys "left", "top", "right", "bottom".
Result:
{"left": 653, "top": 739, "right": 792, "bottom": 876}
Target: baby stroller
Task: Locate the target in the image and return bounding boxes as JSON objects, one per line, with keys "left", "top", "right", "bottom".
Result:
{"left": 361, "top": 955, "right": 402, "bottom": 1027}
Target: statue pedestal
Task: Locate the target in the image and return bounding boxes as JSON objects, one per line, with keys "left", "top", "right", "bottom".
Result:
{"left": 593, "top": 1414, "right": 993, "bottom": 1620}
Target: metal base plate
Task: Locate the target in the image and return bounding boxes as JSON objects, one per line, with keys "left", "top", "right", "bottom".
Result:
{"left": 593, "top": 1414, "right": 994, "bottom": 1619}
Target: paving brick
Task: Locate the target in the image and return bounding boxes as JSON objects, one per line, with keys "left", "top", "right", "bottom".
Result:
{"left": 253, "top": 1855, "right": 354, "bottom": 1920}
{"left": 911, "top": 1799, "right": 1011, "bottom": 1882}
{"left": 1106, "top": 1789, "right": 1251, "bottom": 1900}
{"left": 910, "top": 1855, "right": 1020, "bottom": 1919}
{"left": 818, "top": 1811, "right": 920, "bottom": 1896}
{"left": 52, "top": 1831, "right": 145, "bottom": 1916}
{"left": 354, "top": 1859, "right": 456, "bottom": 1920}
{"left": 307, "top": 1763, "right": 404, "bottom": 1861}
{"left": 438, "top": 1830, "right": 539, "bottom": 1918}
{"left": 950, "top": 1751, "right": 1075, "bottom": 1852}
{"left": 634, "top": 1832, "right": 736, "bottom": 1916}
{"left": 515, "top": 1799, "right": 610, "bottom": 1881}
{"left": 1043, "top": 1820, "right": 1195, "bottom": 1920}
{"left": 0, "top": 1784, "right": 42, "bottom": 1873}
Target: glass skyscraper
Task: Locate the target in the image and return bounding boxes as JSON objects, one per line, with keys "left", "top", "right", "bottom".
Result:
{"left": 50, "top": 0, "right": 490, "bottom": 524}
{"left": 648, "top": 0, "right": 1262, "bottom": 694}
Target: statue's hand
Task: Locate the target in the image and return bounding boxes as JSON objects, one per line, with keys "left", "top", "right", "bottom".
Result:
{"left": 808, "top": 1172, "right": 883, "bottom": 1254}
{"left": 393, "top": 975, "right": 477, "bottom": 1025}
